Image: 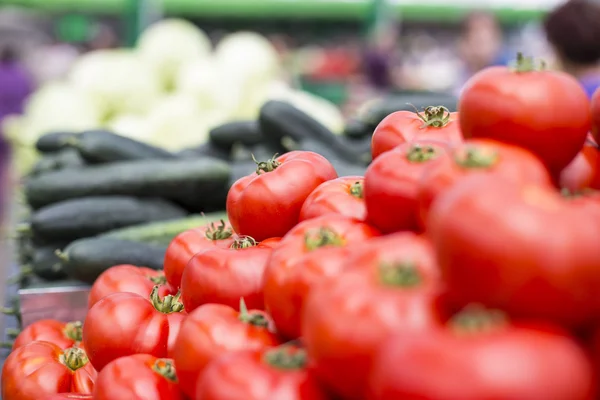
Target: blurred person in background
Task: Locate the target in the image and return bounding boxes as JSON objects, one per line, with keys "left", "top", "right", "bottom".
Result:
{"left": 455, "top": 11, "right": 508, "bottom": 93}
{"left": 0, "top": 44, "right": 32, "bottom": 134}
{"left": 544, "top": 0, "right": 600, "bottom": 98}
{"left": 363, "top": 23, "right": 400, "bottom": 91}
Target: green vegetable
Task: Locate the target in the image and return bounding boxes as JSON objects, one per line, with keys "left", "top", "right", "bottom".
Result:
{"left": 99, "top": 212, "right": 227, "bottom": 245}
{"left": 24, "top": 157, "right": 231, "bottom": 209}
{"left": 209, "top": 120, "right": 263, "bottom": 151}
{"left": 27, "top": 245, "right": 68, "bottom": 281}
{"left": 31, "top": 196, "right": 188, "bottom": 241}
{"left": 58, "top": 238, "right": 168, "bottom": 283}
{"left": 35, "top": 131, "right": 77, "bottom": 153}
{"left": 66, "top": 129, "right": 177, "bottom": 163}
{"left": 28, "top": 148, "right": 86, "bottom": 177}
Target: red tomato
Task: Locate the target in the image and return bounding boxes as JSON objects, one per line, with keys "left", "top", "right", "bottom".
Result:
{"left": 559, "top": 141, "right": 600, "bottom": 192}
{"left": 43, "top": 395, "right": 93, "bottom": 399}
{"left": 181, "top": 236, "right": 281, "bottom": 312}
{"left": 367, "top": 307, "right": 595, "bottom": 400}
{"left": 13, "top": 319, "right": 83, "bottom": 350}
{"left": 227, "top": 151, "right": 338, "bottom": 241}
{"left": 83, "top": 287, "right": 185, "bottom": 371}
{"left": 2, "top": 342, "right": 96, "bottom": 400}
{"left": 164, "top": 220, "right": 235, "bottom": 288}
{"left": 172, "top": 302, "right": 282, "bottom": 398}
{"left": 93, "top": 355, "right": 183, "bottom": 400}
{"left": 371, "top": 106, "right": 463, "bottom": 160}
{"left": 365, "top": 140, "right": 451, "bottom": 233}
{"left": 428, "top": 175, "right": 600, "bottom": 328}
{"left": 302, "top": 232, "right": 444, "bottom": 400}
{"left": 88, "top": 265, "right": 176, "bottom": 309}
{"left": 592, "top": 87, "right": 600, "bottom": 143}
{"left": 196, "top": 345, "right": 328, "bottom": 400}
{"left": 418, "top": 139, "right": 552, "bottom": 227}
{"left": 264, "top": 214, "right": 380, "bottom": 339}
{"left": 299, "top": 176, "right": 366, "bottom": 221}
{"left": 459, "top": 55, "right": 590, "bottom": 176}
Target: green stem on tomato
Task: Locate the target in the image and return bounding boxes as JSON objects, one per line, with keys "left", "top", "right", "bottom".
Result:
{"left": 304, "top": 227, "right": 345, "bottom": 251}
{"left": 61, "top": 347, "right": 89, "bottom": 371}
{"left": 63, "top": 321, "right": 83, "bottom": 342}
{"left": 412, "top": 105, "right": 452, "bottom": 128}
{"left": 150, "top": 286, "right": 184, "bottom": 314}
{"left": 349, "top": 181, "right": 364, "bottom": 199}
{"left": 448, "top": 304, "right": 508, "bottom": 335}
{"left": 152, "top": 358, "right": 178, "bottom": 382}
{"left": 238, "top": 298, "right": 269, "bottom": 328}
{"left": 454, "top": 147, "right": 499, "bottom": 169}
{"left": 263, "top": 344, "right": 307, "bottom": 370}
{"left": 379, "top": 263, "right": 423, "bottom": 287}
{"left": 405, "top": 145, "right": 439, "bottom": 163}
{"left": 252, "top": 153, "right": 281, "bottom": 174}
{"left": 205, "top": 220, "right": 234, "bottom": 241}
{"left": 511, "top": 52, "right": 546, "bottom": 73}
{"left": 148, "top": 274, "right": 168, "bottom": 286}
{"left": 231, "top": 236, "right": 258, "bottom": 250}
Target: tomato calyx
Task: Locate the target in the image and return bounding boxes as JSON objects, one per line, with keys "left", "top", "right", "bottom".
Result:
{"left": 349, "top": 181, "right": 364, "bottom": 199}
{"left": 60, "top": 347, "right": 90, "bottom": 371}
{"left": 63, "top": 321, "right": 83, "bottom": 342}
{"left": 414, "top": 105, "right": 452, "bottom": 128}
{"left": 263, "top": 344, "right": 307, "bottom": 370}
{"left": 406, "top": 145, "right": 439, "bottom": 163}
{"left": 454, "top": 147, "right": 499, "bottom": 169}
{"left": 560, "top": 187, "right": 596, "bottom": 198}
{"left": 448, "top": 304, "right": 508, "bottom": 336}
{"left": 150, "top": 285, "right": 184, "bottom": 313}
{"left": 205, "top": 220, "right": 233, "bottom": 241}
{"left": 148, "top": 274, "right": 168, "bottom": 286}
{"left": 252, "top": 153, "right": 281, "bottom": 174}
{"left": 304, "top": 227, "right": 345, "bottom": 251}
{"left": 238, "top": 298, "right": 270, "bottom": 328}
{"left": 152, "top": 358, "right": 178, "bottom": 382}
{"left": 231, "top": 235, "right": 258, "bottom": 249}
{"left": 510, "top": 52, "right": 546, "bottom": 73}
{"left": 379, "top": 263, "right": 422, "bottom": 288}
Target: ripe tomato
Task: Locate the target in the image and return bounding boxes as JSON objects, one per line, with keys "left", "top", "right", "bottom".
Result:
{"left": 196, "top": 345, "right": 328, "bottom": 400}
{"left": 43, "top": 395, "right": 92, "bottom": 399}
{"left": 418, "top": 139, "right": 552, "bottom": 227}
{"left": 2, "top": 342, "right": 96, "bottom": 400}
{"left": 264, "top": 214, "right": 380, "bottom": 339}
{"left": 172, "top": 302, "right": 282, "bottom": 398}
{"left": 367, "top": 306, "right": 595, "bottom": 400}
{"left": 559, "top": 141, "right": 600, "bottom": 192}
{"left": 299, "top": 176, "right": 366, "bottom": 221}
{"left": 88, "top": 265, "right": 176, "bottom": 309}
{"left": 365, "top": 140, "right": 450, "bottom": 233}
{"left": 181, "top": 236, "right": 281, "bottom": 312}
{"left": 302, "top": 232, "right": 444, "bottom": 400}
{"left": 459, "top": 54, "right": 590, "bottom": 176}
{"left": 83, "top": 287, "right": 185, "bottom": 371}
{"left": 592, "top": 87, "right": 600, "bottom": 143}
{"left": 13, "top": 319, "right": 83, "bottom": 350}
{"left": 371, "top": 106, "right": 463, "bottom": 160}
{"left": 164, "top": 220, "right": 235, "bottom": 288}
{"left": 428, "top": 175, "right": 600, "bottom": 328}
{"left": 227, "top": 151, "right": 337, "bottom": 241}
{"left": 93, "top": 355, "right": 183, "bottom": 400}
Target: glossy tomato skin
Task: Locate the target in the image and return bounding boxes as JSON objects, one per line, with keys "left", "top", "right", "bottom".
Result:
{"left": 88, "top": 265, "right": 175, "bottom": 309}
{"left": 459, "top": 66, "right": 590, "bottom": 176}
{"left": 13, "top": 319, "right": 83, "bottom": 350}
{"left": 83, "top": 291, "right": 185, "bottom": 371}
{"left": 299, "top": 176, "right": 366, "bottom": 222}
{"left": 428, "top": 175, "right": 600, "bottom": 328}
{"left": 93, "top": 355, "right": 183, "bottom": 400}
{"left": 592, "top": 87, "right": 600, "bottom": 143}
{"left": 418, "top": 139, "right": 552, "bottom": 227}
{"left": 365, "top": 140, "right": 451, "bottom": 233}
{"left": 559, "top": 141, "right": 600, "bottom": 192}
{"left": 172, "top": 303, "right": 282, "bottom": 398}
{"left": 2, "top": 342, "right": 96, "bottom": 400}
{"left": 371, "top": 108, "right": 463, "bottom": 160}
{"left": 196, "top": 348, "right": 329, "bottom": 400}
{"left": 227, "top": 151, "right": 338, "bottom": 241}
{"left": 164, "top": 221, "right": 235, "bottom": 289}
{"left": 264, "top": 214, "right": 380, "bottom": 339}
{"left": 181, "top": 237, "right": 281, "bottom": 312}
{"left": 302, "top": 232, "right": 444, "bottom": 400}
{"left": 367, "top": 325, "right": 595, "bottom": 400}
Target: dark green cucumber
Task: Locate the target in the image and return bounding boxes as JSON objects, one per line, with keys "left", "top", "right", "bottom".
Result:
{"left": 59, "top": 238, "right": 168, "bottom": 283}
{"left": 299, "top": 139, "right": 367, "bottom": 177}
{"left": 209, "top": 121, "right": 263, "bottom": 151}
{"left": 67, "top": 130, "right": 176, "bottom": 163}
{"left": 35, "top": 132, "right": 77, "bottom": 153}
{"left": 24, "top": 158, "right": 231, "bottom": 209}
{"left": 177, "top": 142, "right": 231, "bottom": 161}
{"left": 28, "top": 245, "right": 68, "bottom": 281}
{"left": 29, "top": 148, "right": 86, "bottom": 176}
{"left": 31, "top": 196, "right": 188, "bottom": 241}
{"left": 343, "top": 119, "right": 372, "bottom": 139}
{"left": 259, "top": 100, "right": 364, "bottom": 164}
{"left": 99, "top": 212, "right": 228, "bottom": 245}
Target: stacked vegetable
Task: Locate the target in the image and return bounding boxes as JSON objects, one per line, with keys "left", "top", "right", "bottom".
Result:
{"left": 7, "top": 53, "right": 600, "bottom": 400}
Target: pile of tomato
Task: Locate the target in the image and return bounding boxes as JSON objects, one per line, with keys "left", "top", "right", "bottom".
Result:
{"left": 5, "top": 54, "right": 600, "bottom": 400}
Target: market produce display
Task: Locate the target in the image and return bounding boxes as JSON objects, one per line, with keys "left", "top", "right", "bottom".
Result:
{"left": 5, "top": 52, "right": 600, "bottom": 400}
